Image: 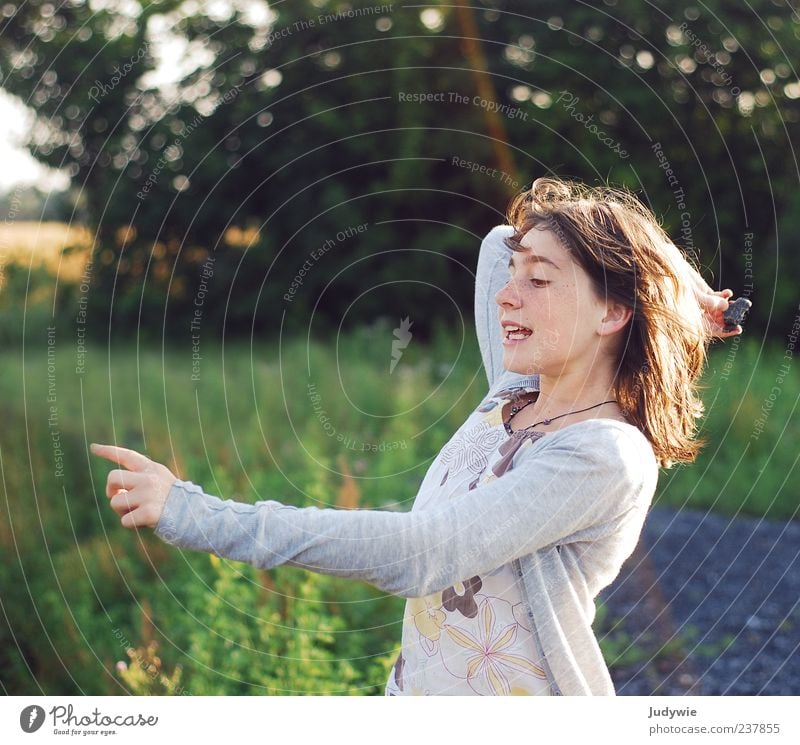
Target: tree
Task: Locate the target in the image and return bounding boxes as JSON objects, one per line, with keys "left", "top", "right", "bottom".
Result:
{"left": 2, "top": 0, "right": 797, "bottom": 340}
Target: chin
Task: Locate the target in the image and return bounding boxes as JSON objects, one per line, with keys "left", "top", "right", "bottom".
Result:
{"left": 503, "top": 355, "right": 542, "bottom": 376}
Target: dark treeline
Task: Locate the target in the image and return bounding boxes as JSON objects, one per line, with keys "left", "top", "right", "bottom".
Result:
{"left": 1, "top": 0, "right": 797, "bottom": 343}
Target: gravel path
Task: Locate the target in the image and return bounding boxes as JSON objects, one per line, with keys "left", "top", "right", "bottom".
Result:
{"left": 598, "top": 505, "right": 800, "bottom": 695}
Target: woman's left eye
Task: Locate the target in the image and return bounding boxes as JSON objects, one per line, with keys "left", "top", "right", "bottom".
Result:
{"left": 529, "top": 278, "right": 549, "bottom": 288}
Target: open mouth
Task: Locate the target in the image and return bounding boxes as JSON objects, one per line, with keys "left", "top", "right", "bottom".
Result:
{"left": 504, "top": 324, "right": 533, "bottom": 341}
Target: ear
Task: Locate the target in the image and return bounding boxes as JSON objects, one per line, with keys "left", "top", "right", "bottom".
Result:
{"left": 597, "top": 300, "right": 632, "bottom": 337}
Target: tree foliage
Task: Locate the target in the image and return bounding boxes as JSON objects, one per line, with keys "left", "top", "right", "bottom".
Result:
{"left": 2, "top": 0, "right": 798, "bottom": 341}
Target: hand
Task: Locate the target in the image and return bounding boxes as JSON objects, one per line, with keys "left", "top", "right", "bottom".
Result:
{"left": 689, "top": 276, "right": 742, "bottom": 339}
{"left": 91, "top": 443, "right": 177, "bottom": 529}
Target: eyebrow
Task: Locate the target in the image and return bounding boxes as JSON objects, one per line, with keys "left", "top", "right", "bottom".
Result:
{"left": 507, "top": 253, "right": 561, "bottom": 270}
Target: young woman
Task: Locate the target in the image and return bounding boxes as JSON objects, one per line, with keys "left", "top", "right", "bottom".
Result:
{"left": 92, "top": 178, "right": 742, "bottom": 695}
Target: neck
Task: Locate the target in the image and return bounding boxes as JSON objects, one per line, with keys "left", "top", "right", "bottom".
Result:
{"left": 534, "top": 366, "right": 618, "bottom": 418}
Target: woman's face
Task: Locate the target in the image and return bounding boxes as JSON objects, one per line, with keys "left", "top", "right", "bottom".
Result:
{"left": 494, "top": 227, "right": 610, "bottom": 377}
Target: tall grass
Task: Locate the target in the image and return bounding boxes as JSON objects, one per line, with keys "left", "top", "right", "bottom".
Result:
{"left": 657, "top": 338, "right": 799, "bottom": 521}
{"left": 1, "top": 320, "right": 795, "bottom": 694}
{"left": 0, "top": 320, "right": 486, "bottom": 695}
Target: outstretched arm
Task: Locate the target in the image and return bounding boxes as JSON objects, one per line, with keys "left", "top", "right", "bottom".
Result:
{"left": 474, "top": 225, "right": 515, "bottom": 391}
{"left": 91, "top": 424, "right": 655, "bottom": 599}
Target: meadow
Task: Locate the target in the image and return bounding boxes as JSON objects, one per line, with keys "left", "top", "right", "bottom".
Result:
{"left": 0, "top": 228, "right": 796, "bottom": 694}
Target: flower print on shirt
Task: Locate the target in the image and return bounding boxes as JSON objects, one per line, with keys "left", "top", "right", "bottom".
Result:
{"left": 436, "top": 386, "right": 537, "bottom": 488}
{"left": 442, "top": 576, "right": 483, "bottom": 619}
{"left": 438, "top": 420, "right": 505, "bottom": 486}
{"left": 392, "top": 652, "right": 404, "bottom": 692}
{"left": 386, "top": 383, "right": 553, "bottom": 696}
{"left": 512, "top": 601, "right": 531, "bottom": 633}
{"left": 406, "top": 593, "right": 446, "bottom": 656}
{"left": 491, "top": 429, "right": 545, "bottom": 478}
{"left": 439, "top": 596, "right": 548, "bottom": 695}
{"left": 480, "top": 386, "right": 538, "bottom": 429}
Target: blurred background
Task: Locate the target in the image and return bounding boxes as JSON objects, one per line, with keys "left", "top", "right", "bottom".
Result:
{"left": 0, "top": 0, "right": 797, "bottom": 695}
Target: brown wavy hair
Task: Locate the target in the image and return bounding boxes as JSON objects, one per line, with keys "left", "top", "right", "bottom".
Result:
{"left": 504, "top": 177, "right": 710, "bottom": 468}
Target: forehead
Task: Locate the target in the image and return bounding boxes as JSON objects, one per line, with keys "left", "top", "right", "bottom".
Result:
{"left": 508, "top": 227, "right": 568, "bottom": 269}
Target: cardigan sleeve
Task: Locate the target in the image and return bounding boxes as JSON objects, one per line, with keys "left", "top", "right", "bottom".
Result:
{"left": 154, "top": 421, "right": 657, "bottom": 598}
{"left": 474, "top": 225, "right": 515, "bottom": 391}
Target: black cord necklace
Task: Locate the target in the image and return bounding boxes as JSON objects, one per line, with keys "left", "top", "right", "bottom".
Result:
{"left": 503, "top": 397, "right": 618, "bottom": 435}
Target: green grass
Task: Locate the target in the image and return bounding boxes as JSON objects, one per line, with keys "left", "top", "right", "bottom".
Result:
{"left": 0, "top": 320, "right": 486, "bottom": 695}
{"left": 656, "top": 338, "right": 799, "bottom": 521}
{"left": 0, "top": 323, "right": 795, "bottom": 694}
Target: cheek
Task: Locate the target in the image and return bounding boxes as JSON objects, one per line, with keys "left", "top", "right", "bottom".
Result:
{"left": 544, "top": 285, "right": 579, "bottom": 322}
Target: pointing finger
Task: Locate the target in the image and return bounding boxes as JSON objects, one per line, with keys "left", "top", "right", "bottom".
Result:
{"left": 90, "top": 443, "right": 150, "bottom": 472}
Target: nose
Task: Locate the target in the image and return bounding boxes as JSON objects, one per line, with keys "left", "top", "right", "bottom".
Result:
{"left": 495, "top": 277, "right": 522, "bottom": 309}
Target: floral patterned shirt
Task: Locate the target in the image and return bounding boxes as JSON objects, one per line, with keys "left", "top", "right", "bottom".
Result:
{"left": 385, "top": 383, "right": 555, "bottom": 696}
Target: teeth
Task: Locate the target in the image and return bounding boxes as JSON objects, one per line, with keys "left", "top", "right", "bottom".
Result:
{"left": 505, "top": 325, "right": 532, "bottom": 340}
